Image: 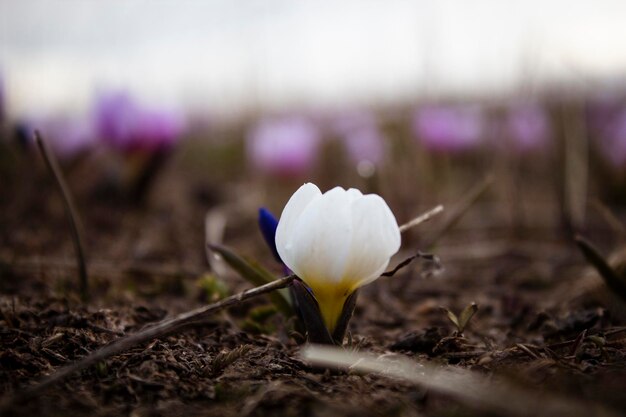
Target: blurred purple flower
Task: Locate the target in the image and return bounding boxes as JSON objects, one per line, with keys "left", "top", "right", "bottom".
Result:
{"left": 128, "top": 107, "right": 185, "bottom": 151}
{"left": 585, "top": 90, "right": 626, "bottom": 167}
{"left": 343, "top": 128, "right": 386, "bottom": 166}
{"left": 506, "top": 102, "right": 550, "bottom": 151}
{"left": 93, "top": 92, "right": 136, "bottom": 148}
{"left": 93, "top": 91, "right": 185, "bottom": 153}
{"left": 412, "top": 105, "right": 484, "bottom": 153}
{"left": 332, "top": 111, "right": 385, "bottom": 166}
{"left": 586, "top": 90, "right": 625, "bottom": 137}
{"left": 331, "top": 110, "right": 377, "bottom": 137}
{"left": 598, "top": 108, "right": 626, "bottom": 167}
{"left": 246, "top": 117, "right": 321, "bottom": 176}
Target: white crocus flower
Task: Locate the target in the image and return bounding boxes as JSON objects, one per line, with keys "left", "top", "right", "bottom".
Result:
{"left": 276, "top": 183, "right": 401, "bottom": 333}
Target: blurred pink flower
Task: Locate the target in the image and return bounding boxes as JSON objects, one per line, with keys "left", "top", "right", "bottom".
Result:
{"left": 343, "top": 128, "right": 385, "bottom": 166}
{"left": 332, "top": 110, "right": 377, "bottom": 137}
{"left": 332, "top": 110, "right": 385, "bottom": 165}
{"left": 246, "top": 117, "right": 321, "bottom": 176}
{"left": 586, "top": 90, "right": 626, "bottom": 167}
{"left": 412, "top": 105, "right": 484, "bottom": 153}
{"left": 93, "top": 91, "right": 185, "bottom": 153}
{"left": 598, "top": 108, "right": 626, "bottom": 167}
{"left": 93, "top": 92, "right": 136, "bottom": 148}
{"left": 586, "top": 90, "right": 625, "bottom": 137}
{"left": 128, "top": 107, "right": 185, "bottom": 151}
{"left": 506, "top": 102, "right": 550, "bottom": 151}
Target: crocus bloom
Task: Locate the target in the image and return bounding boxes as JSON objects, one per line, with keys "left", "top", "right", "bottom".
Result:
{"left": 412, "top": 105, "right": 484, "bottom": 153}
{"left": 275, "top": 183, "right": 401, "bottom": 332}
{"left": 128, "top": 107, "right": 185, "bottom": 152}
{"left": 246, "top": 117, "right": 321, "bottom": 176}
{"left": 505, "top": 102, "right": 550, "bottom": 151}
{"left": 93, "top": 91, "right": 184, "bottom": 153}
{"left": 93, "top": 91, "right": 136, "bottom": 148}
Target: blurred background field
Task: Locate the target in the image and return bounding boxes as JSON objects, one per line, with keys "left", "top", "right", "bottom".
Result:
{"left": 2, "top": 1, "right": 626, "bottom": 416}
{"left": 1, "top": 0, "right": 626, "bottom": 218}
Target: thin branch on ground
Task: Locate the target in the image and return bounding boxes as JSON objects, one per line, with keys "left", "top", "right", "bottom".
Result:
{"left": 302, "top": 346, "right": 620, "bottom": 417}
{"left": 382, "top": 251, "right": 440, "bottom": 277}
{"left": 2, "top": 275, "right": 296, "bottom": 408}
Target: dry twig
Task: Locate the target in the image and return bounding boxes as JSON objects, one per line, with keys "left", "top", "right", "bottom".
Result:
{"left": 2, "top": 275, "right": 295, "bottom": 408}
{"left": 302, "top": 346, "right": 619, "bottom": 417}
{"left": 399, "top": 204, "right": 444, "bottom": 233}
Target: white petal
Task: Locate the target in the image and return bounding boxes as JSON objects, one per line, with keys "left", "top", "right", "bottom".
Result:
{"left": 345, "top": 188, "right": 363, "bottom": 201}
{"left": 286, "top": 187, "right": 354, "bottom": 285}
{"left": 341, "top": 194, "right": 401, "bottom": 289}
{"left": 276, "top": 183, "right": 321, "bottom": 269}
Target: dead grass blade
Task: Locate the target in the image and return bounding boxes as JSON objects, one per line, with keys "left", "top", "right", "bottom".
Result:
{"left": 302, "top": 345, "right": 619, "bottom": 417}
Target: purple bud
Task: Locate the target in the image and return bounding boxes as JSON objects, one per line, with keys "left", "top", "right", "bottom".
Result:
{"left": 258, "top": 207, "right": 282, "bottom": 263}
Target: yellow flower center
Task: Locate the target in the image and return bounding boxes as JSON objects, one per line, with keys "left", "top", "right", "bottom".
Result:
{"left": 306, "top": 278, "right": 355, "bottom": 333}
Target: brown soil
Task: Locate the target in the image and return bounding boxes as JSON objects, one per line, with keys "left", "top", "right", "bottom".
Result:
{"left": 1, "top": 138, "right": 626, "bottom": 417}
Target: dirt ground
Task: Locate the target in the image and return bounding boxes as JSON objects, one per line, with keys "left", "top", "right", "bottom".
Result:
{"left": 1, "top": 138, "right": 626, "bottom": 417}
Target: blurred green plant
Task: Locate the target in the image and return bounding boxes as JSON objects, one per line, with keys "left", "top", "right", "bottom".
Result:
{"left": 442, "top": 302, "right": 478, "bottom": 334}
{"left": 196, "top": 273, "right": 229, "bottom": 302}
{"left": 207, "top": 244, "right": 293, "bottom": 318}
{"left": 242, "top": 304, "right": 278, "bottom": 334}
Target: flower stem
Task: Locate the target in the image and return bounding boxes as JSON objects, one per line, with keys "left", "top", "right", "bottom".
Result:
{"left": 34, "top": 131, "right": 89, "bottom": 301}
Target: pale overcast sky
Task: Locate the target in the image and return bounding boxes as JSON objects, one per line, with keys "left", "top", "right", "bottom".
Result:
{"left": 1, "top": 0, "right": 626, "bottom": 117}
